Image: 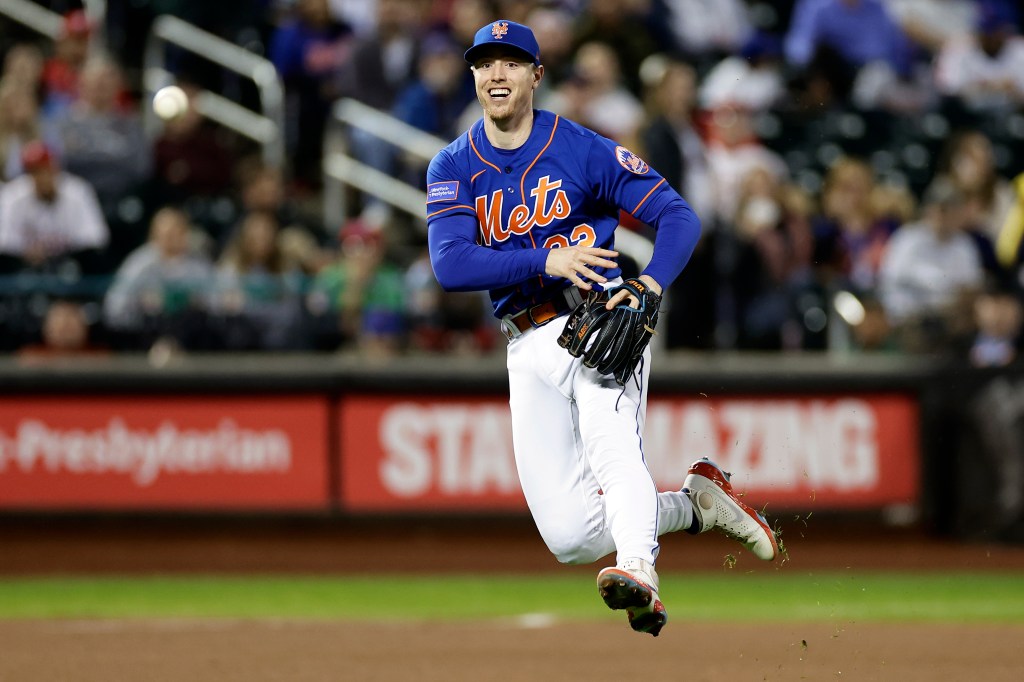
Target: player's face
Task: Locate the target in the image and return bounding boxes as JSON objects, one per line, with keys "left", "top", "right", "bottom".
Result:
{"left": 471, "top": 50, "right": 541, "bottom": 127}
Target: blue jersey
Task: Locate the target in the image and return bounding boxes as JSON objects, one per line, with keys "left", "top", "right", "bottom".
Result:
{"left": 426, "top": 109, "right": 700, "bottom": 318}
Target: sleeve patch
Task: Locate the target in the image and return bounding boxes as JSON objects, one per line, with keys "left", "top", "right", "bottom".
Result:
{"left": 427, "top": 181, "right": 460, "bottom": 203}
{"left": 615, "top": 146, "right": 650, "bottom": 175}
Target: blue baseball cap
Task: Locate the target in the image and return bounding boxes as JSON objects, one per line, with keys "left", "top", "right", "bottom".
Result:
{"left": 464, "top": 20, "right": 541, "bottom": 66}
{"left": 976, "top": 0, "right": 1018, "bottom": 33}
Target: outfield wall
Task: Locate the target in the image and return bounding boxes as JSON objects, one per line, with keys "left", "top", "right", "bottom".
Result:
{"left": 0, "top": 353, "right": 1010, "bottom": 538}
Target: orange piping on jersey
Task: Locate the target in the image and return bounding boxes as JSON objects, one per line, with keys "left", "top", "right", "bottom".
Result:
{"left": 427, "top": 204, "right": 475, "bottom": 219}
{"left": 520, "top": 115, "right": 560, "bottom": 209}
{"left": 630, "top": 178, "right": 666, "bottom": 216}
{"left": 519, "top": 116, "right": 560, "bottom": 288}
{"left": 469, "top": 134, "right": 502, "bottom": 174}
{"left": 470, "top": 169, "right": 486, "bottom": 183}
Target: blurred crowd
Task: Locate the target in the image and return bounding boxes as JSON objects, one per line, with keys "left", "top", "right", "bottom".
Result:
{"left": 3, "top": 0, "right": 1024, "bottom": 367}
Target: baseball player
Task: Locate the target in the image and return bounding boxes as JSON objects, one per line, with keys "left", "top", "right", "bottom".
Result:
{"left": 426, "top": 20, "right": 780, "bottom": 637}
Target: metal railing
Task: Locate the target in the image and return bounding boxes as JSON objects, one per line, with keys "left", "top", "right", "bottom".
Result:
{"left": 1, "top": 5, "right": 283, "bottom": 168}
{"left": 322, "top": 98, "right": 447, "bottom": 230}
{"left": 142, "top": 14, "right": 285, "bottom": 169}
{"left": 1, "top": 0, "right": 64, "bottom": 38}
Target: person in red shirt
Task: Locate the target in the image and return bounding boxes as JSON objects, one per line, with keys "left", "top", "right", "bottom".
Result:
{"left": 41, "top": 10, "right": 93, "bottom": 115}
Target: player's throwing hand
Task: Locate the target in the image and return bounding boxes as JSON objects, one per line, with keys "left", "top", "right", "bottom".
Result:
{"left": 544, "top": 246, "right": 618, "bottom": 290}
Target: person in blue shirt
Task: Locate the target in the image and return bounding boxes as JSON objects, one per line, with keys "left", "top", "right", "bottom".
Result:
{"left": 269, "top": 0, "right": 353, "bottom": 185}
{"left": 785, "top": 0, "right": 916, "bottom": 99}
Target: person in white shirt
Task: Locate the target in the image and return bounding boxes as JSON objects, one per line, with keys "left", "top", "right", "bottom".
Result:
{"left": 565, "top": 42, "right": 645, "bottom": 146}
{"left": 700, "top": 32, "right": 786, "bottom": 112}
{"left": 0, "top": 140, "right": 108, "bottom": 268}
{"left": 934, "top": 4, "right": 1024, "bottom": 112}
{"left": 668, "top": 0, "right": 752, "bottom": 59}
{"left": 879, "top": 177, "right": 984, "bottom": 327}
{"left": 103, "top": 205, "right": 214, "bottom": 346}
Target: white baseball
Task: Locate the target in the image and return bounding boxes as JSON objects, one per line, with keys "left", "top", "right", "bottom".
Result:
{"left": 152, "top": 85, "right": 189, "bottom": 120}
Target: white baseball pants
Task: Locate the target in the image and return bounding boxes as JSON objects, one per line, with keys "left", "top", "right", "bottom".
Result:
{"left": 506, "top": 316, "right": 693, "bottom": 566}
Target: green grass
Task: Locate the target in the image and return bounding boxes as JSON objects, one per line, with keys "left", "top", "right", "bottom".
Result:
{"left": 0, "top": 572, "right": 1022, "bottom": 623}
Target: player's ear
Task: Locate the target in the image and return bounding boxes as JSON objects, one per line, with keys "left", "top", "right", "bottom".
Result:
{"left": 533, "top": 64, "right": 544, "bottom": 89}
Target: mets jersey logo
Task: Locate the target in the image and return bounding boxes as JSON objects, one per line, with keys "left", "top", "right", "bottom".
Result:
{"left": 491, "top": 22, "right": 509, "bottom": 39}
{"left": 476, "top": 175, "right": 571, "bottom": 246}
{"left": 615, "top": 146, "right": 650, "bottom": 175}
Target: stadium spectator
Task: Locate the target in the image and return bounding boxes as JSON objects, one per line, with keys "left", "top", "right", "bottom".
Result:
{"left": 704, "top": 106, "right": 788, "bottom": 227}
{"left": 335, "top": 0, "right": 425, "bottom": 206}
{"left": 0, "top": 79, "right": 41, "bottom": 182}
{"left": 563, "top": 42, "right": 644, "bottom": 146}
{"left": 666, "top": 0, "right": 752, "bottom": 66}
{"left": 637, "top": 56, "right": 717, "bottom": 350}
{"left": 811, "top": 157, "right": 907, "bottom": 294}
{"left": 152, "top": 82, "right": 235, "bottom": 204}
{"left": 700, "top": 32, "right": 786, "bottom": 113}
{"left": 235, "top": 159, "right": 324, "bottom": 252}
{"left": 337, "top": 0, "right": 424, "bottom": 111}
{"left": 2, "top": 42, "right": 44, "bottom": 95}
{"left": 935, "top": 130, "right": 1015, "bottom": 287}
{"left": 969, "top": 286, "right": 1022, "bottom": 366}
{"left": 731, "top": 171, "right": 818, "bottom": 350}
{"left": 305, "top": 218, "right": 405, "bottom": 355}
{"left": 212, "top": 210, "right": 306, "bottom": 350}
{"left": 939, "top": 131, "right": 1013, "bottom": 240}
{"left": 531, "top": 67, "right": 592, "bottom": 135}
{"left": 639, "top": 57, "right": 714, "bottom": 224}
{"left": 324, "top": 0, "right": 378, "bottom": 36}
{"left": 571, "top": 0, "right": 662, "bottom": 95}
{"left": 446, "top": 0, "right": 500, "bottom": 49}
{"left": 878, "top": 177, "right": 985, "bottom": 349}
{"left": 0, "top": 141, "right": 109, "bottom": 272}
{"left": 934, "top": 0, "right": 1024, "bottom": 115}
{"left": 51, "top": 55, "right": 150, "bottom": 213}
{"left": 785, "top": 0, "right": 915, "bottom": 102}
{"left": 103, "top": 206, "right": 214, "bottom": 350}
{"left": 524, "top": 6, "right": 574, "bottom": 86}
{"left": 41, "top": 9, "right": 94, "bottom": 116}
{"left": 270, "top": 0, "right": 355, "bottom": 187}
{"left": 392, "top": 31, "right": 475, "bottom": 140}
{"left": 17, "top": 299, "right": 108, "bottom": 362}
{"left": 405, "top": 248, "right": 496, "bottom": 354}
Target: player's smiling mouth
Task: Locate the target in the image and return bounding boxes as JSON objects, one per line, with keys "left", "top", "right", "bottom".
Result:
{"left": 489, "top": 88, "right": 511, "bottom": 99}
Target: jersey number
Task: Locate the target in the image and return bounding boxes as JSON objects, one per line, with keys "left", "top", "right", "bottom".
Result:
{"left": 543, "top": 224, "right": 596, "bottom": 249}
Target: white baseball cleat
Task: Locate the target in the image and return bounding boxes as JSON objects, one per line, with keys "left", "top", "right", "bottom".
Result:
{"left": 596, "top": 557, "right": 667, "bottom": 637}
{"left": 684, "top": 457, "right": 780, "bottom": 561}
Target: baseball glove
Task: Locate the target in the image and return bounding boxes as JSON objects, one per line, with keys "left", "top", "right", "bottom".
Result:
{"left": 557, "top": 278, "right": 661, "bottom": 386}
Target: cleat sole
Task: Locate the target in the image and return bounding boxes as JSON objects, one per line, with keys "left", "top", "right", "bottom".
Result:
{"left": 597, "top": 570, "right": 653, "bottom": 610}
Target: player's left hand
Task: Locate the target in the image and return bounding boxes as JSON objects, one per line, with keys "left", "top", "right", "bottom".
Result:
{"left": 606, "top": 274, "right": 662, "bottom": 310}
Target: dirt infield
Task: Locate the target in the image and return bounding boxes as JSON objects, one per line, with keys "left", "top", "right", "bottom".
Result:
{"left": 2, "top": 618, "right": 1023, "bottom": 682}
{"left": 2, "top": 517, "right": 1024, "bottom": 682}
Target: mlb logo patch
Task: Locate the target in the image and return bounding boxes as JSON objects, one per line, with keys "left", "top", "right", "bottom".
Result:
{"left": 427, "top": 181, "right": 459, "bottom": 203}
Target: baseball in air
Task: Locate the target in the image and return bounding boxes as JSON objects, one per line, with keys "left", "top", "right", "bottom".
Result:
{"left": 152, "top": 85, "right": 189, "bottom": 120}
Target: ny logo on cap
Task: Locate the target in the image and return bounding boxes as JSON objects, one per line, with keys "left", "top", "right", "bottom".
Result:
{"left": 491, "top": 21, "right": 509, "bottom": 39}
